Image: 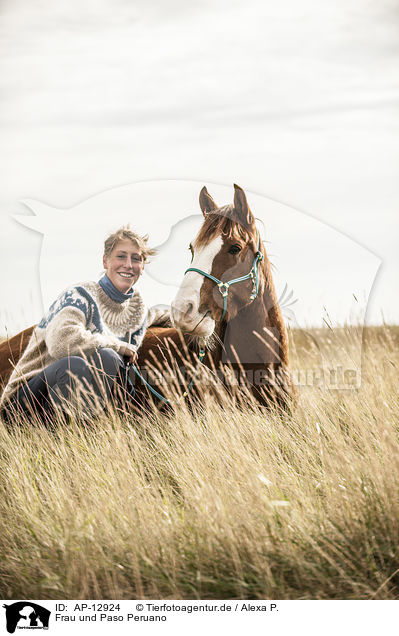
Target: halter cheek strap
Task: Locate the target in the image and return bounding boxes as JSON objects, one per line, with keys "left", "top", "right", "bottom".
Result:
{"left": 184, "top": 232, "right": 264, "bottom": 321}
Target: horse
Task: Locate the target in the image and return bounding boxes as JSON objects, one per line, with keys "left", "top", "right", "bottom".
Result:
{"left": 0, "top": 184, "right": 293, "bottom": 412}
{"left": 171, "top": 183, "right": 293, "bottom": 409}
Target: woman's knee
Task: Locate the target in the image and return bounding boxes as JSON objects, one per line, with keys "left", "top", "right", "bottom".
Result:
{"left": 63, "top": 356, "right": 90, "bottom": 377}
{"left": 49, "top": 356, "right": 91, "bottom": 393}
{"left": 45, "top": 350, "right": 123, "bottom": 408}
{"left": 94, "top": 348, "right": 124, "bottom": 376}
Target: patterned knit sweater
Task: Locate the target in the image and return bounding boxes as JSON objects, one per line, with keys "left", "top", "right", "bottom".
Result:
{"left": 1, "top": 280, "right": 168, "bottom": 407}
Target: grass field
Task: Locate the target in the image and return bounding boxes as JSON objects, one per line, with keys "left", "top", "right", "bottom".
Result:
{"left": 0, "top": 325, "right": 398, "bottom": 599}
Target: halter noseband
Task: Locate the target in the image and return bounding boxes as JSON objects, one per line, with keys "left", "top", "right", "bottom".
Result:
{"left": 184, "top": 232, "right": 264, "bottom": 321}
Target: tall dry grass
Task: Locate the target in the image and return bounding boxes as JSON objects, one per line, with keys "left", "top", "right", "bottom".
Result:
{"left": 0, "top": 325, "right": 398, "bottom": 599}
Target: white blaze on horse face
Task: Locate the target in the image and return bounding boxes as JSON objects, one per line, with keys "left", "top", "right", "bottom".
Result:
{"left": 171, "top": 235, "right": 223, "bottom": 335}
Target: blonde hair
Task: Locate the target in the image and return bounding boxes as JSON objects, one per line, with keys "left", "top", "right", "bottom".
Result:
{"left": 103, "top": 225, "right": 156, "bottom": 263}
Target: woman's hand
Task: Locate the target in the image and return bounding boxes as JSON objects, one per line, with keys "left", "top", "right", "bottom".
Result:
{"left": 118, "top": 344, "right": 138, "bottom": 364}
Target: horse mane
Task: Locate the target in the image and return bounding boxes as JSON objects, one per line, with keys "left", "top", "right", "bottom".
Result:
{"left": 194, "top": 206, "right": 256, "bottom": 248}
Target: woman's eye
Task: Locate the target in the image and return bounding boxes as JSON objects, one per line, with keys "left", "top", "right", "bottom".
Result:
{"left": 228, "top": 244, "right": 241, "bottom": 255}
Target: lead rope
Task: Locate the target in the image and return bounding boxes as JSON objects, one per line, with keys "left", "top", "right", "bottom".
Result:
{"left": 126, "top": 346, "right": 206, "bottom": 404}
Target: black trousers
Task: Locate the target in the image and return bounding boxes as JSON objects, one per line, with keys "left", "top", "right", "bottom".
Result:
{"left": 4, "top": 348, "right": 133, "bottom": 422}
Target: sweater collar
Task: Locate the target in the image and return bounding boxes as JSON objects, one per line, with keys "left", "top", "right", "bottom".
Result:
{"left": 98, "top": 274, "right": 134, "bottom": 304}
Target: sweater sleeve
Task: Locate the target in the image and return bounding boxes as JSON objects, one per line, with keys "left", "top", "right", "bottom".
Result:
{"left": 45, "top": 307, "right": 137, "bottom": 359}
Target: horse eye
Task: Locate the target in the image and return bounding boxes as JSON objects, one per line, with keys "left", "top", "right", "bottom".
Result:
{"left": 228, "top": 244, "right": 241, "bottom": 255}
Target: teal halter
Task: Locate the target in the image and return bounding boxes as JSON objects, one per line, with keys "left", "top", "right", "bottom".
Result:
{"left": 184, "top": 232, "right": 264, "bottom": 321}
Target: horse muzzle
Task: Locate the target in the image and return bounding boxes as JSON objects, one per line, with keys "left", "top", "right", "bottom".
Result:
{"left": 171, "top": 299, "right": 215, "bottom": 337}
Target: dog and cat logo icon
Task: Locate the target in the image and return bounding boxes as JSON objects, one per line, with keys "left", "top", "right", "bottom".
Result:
{"left": 2, "top": 603, "right": 50, "bottom": 633}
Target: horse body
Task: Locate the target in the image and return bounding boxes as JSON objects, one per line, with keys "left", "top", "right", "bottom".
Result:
{"left": 0, "top": 326, "right": 35, "bottom": 389}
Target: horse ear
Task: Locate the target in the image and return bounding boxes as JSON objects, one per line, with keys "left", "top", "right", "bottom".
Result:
{"left": 233, "top": 184, "right": 255, "bottom": 229}
{"left": 199, "top": 186, "right": 218, "bottom": 216}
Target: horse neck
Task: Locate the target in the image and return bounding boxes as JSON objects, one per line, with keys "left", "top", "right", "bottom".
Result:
{"left": 212, "top": 254, "right": 289, "bottom": 368}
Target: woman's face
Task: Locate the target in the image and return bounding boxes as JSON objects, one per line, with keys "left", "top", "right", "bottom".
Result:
{"left": 103, "top": 239, "right": 144, "bottom": 293}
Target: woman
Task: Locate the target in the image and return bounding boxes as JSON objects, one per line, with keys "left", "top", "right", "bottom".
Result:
{"left": 1, "top": 226, "right": 167, "bottom": 422}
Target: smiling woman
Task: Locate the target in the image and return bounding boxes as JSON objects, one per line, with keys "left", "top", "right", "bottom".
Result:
{"left": 0, "top": 226, "right": 167, "bottom": 424}
{"left": 102, "top": 227, "right": 155, "bottom": 293}
{"left": 103, "top": 239, "right": 144, "bottom": 293}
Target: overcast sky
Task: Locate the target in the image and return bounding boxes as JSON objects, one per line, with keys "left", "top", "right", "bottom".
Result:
{"left": 0, "top": 0, "right": 398, "bottom": 333}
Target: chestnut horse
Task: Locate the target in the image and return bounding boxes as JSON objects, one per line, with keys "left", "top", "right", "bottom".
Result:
{"left": 171, "top": 184, "right": 293, "bottom": 408}
{"left": 0, "top": 184, "right": 292, "bottom": 411}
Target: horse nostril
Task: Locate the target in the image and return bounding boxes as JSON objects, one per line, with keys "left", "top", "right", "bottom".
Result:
{"left": 184, "top": 302, "right": 194, "bottom": 320}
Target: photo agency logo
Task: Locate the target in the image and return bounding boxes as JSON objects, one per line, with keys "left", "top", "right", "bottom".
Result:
{"left": 2, "top": 602, "right": 50, "bottom": 633}
{"left": 12, "top": 180, "right": 381, "bottom": 389}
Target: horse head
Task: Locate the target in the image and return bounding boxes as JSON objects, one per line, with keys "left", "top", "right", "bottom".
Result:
{"left": 171, "top": 184, "right": 294, "bottom": 408}
{"left": 171, "top": 184, "right": 265, "bottom": 337}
